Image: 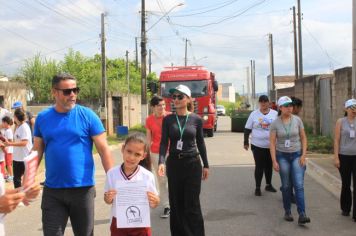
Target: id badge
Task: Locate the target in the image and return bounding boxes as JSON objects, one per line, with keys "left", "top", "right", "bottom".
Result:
{"left": 176, "top": 140, "right": 183, "bottom": 150}
{"left": 284, "top": 139, "right": 291, "bottom": 148}
{"left": 350, "top": 130, "right": 355, "bottom": 138}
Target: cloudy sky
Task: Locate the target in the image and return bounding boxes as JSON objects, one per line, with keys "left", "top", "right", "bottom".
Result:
{"left": 0, "top": 0, "right": 352, "bottom": 93}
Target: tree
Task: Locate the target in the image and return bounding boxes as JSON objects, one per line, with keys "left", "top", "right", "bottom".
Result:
{"left": 19, "top": 49, "right": 144, "bottom": 103}
{"left": 21, "top": 54, "right": 59, "bottom": 103}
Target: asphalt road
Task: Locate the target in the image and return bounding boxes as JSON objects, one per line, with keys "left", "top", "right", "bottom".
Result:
{"left": 5, "top": 116, "right": 356, "bottom": 235}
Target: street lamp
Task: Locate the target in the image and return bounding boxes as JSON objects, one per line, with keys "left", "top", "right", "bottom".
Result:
{"left": 147, "top": 3, "right": 184, "bottom": 32}
{"left": 141, "top": 1, "right": 184, "bottom": 124}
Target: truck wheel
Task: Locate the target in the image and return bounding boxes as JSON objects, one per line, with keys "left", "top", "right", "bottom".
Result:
{"left": 207, "top": 129, "right": 214, "bottom": 137}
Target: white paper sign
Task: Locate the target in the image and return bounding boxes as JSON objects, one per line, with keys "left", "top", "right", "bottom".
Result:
{"left": 115, "top": 180, "right": 150, "bottom": 228}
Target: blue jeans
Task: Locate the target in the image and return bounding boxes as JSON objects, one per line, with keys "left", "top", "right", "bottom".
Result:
{"left": 276, "top": 151, "right": 306, "bottom": 215}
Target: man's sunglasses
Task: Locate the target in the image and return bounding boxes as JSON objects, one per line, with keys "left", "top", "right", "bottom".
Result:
{"left": 55, "top": 87, "right": 80, "bottom": 96}
{"left": 172, "top": 94, "right": 184, "bottom": 100}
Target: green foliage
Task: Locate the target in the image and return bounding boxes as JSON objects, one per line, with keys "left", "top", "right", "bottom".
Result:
{"left": 19, "top": 49, "right": 142, "bottom": 102}
{"left": 217, "top": 100, "right": 241, "bottom": 117}
{"left": 129, "top": 124, "right": 146, "bottom": 133}
{"left": 307, "top": 134, "right": 333, "bottom": 154}
{"left": 21, "top": 54, "right": 60, "bottom": 103}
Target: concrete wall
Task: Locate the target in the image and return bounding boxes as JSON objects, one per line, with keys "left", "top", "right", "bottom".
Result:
{"left": 276, "top": 87, "right": 294, "bottom": 98}
{"left": 274, "top": 68, "right": 351, "bottom": 136}
{"left": 295, "top": 75, "right": 319, "bottom": 134}
{"left": 0, "top": 81, "right": 27, "bottom": 110}
{"left": 330, "top": 67, "right": 352, "bottom": 136}
{"left": 28, "top": 93, "right": 142, "bottom": 136}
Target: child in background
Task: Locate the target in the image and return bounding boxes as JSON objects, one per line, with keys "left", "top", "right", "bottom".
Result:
{"left": 1, "top": 116, "right": 14, "bottom": 182}
{"left": 104, "top": 132, "right": 160, "bottom": 236}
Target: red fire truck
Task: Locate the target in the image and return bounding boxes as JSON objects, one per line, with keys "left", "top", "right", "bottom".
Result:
{"left": 159, "top": 66, "right": 218, "bottom": 137}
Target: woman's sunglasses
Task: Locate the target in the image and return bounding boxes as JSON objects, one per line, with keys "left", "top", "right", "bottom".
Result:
{"left": 172, "top": 94, "right": 184, "bottom": 100}
{"left": 55, "top": 87, "right": 80, "bottom": 96}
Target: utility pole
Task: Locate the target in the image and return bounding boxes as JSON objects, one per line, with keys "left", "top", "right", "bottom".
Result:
{"left": 242, "top": 84, "right": 245, "bottom": 103}
{"left": 353, "top": 0, "right": 356, "bottom": 97}
{"left": 268, "top": 33, "right": 275, "bottom": 101}
{"left": 250, "top": 60, "right": 256, "bottom": 99}
{"left": 297, "top": 0, "right": 303, "bottom": 80}
{"left": 184, "top": 38, "right": 188, "bottom": 66}
{"left": 135, "top": 37, "right": 138, "bottom": 71}
{"left": 292, "top": 6, "right": 299, "bottom": 81}
{"left": 246, "top": 67, "right": 250, "bottom": 107}
{"left": 149, "top": 49, "right": 152, "bottom": 74}
{"left": 100, "top": 13, "right": 108, "bottom": 129}
{"left": 253, "top": 60, "right": 256, "bottom": 99}
{"left": 126, "top": 50, "right": 131, "bottom": 128}
{"left": 141, "top": 0, "right": 147, "bottom": 123}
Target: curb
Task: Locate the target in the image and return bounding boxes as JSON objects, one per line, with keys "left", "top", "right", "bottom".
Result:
{"left": 306, "top": 158, "right": 341, "bottom": 199}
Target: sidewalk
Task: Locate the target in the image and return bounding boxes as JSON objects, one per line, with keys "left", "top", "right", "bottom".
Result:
{"left": 306, "top": 153, "right": 341, "bottom": 199}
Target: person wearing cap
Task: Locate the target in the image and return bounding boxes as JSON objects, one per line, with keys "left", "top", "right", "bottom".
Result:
{"left": 145, "top": 95, "right": 171, "bottom": 219}
{"left": 334, "top": 98, "right": 356, "bottom": 222}
{"left": 244, "top": 95, "right": 278, "bottom": 196}
{"left": 158, "top": 84, "right": 209, "bottom": 236}
{"left": 269, "top": 96, "right": 310, "bottom": 225}
{"left": 11, "top": 101, "right": 35, "bottom": 137}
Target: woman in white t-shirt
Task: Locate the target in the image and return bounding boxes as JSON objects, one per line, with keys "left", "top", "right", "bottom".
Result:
{"left": 244, "top": 95, "right": 278, "bottom": 196}
{"left": 4, "top": 109, "right": 32, "bottom": 189}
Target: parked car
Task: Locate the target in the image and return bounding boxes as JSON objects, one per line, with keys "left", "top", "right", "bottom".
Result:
{"left": 216, "top": 105, "right": 226, "bottom": 116}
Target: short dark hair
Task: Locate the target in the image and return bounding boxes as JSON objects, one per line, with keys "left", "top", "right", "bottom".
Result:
{"left": 150, "top": 96, "right": 164, "bottom": 107}
{"left": 2, "top": 116, "right": 13, "bottom": 126}
{"left": 258, "top": 95, "right": 269, "bottom": 102}
{"left": 52, "top": 73, "right": 76, "bottom": 88}
{"left": 14, "top": 108, "right": 26, "bottom": 122}
{"left": 291, "top": 96, "right": 303, "bottom": 107}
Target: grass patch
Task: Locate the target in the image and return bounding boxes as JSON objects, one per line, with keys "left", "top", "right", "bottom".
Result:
{"left": 306, "top": 134, "right": 333, "bottom": 154}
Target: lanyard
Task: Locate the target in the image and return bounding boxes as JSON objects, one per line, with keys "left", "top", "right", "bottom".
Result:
{"left": 282, "top": 118, "right": 292, "bottom": 139}
{"left": 175, "top": 113, "right": 189, "bottom": 140}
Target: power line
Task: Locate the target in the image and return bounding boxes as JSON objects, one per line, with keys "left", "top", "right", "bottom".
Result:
{"left": 32, "top": 0, "right": 97, "bottom": 31}
{"left": 302, "top": 22, "right": 342, "bottom": 70}
{"left": 171, "top": 0, "right": 267, "bottom": 28}
{"left": 0, "top": 37, "right": 98, "bottom": 68}
{"left": 0, "top": 25, "right": 57, "bottom": 53}
{"left": 172, "top": 0, "right": 241, "bottom": 17}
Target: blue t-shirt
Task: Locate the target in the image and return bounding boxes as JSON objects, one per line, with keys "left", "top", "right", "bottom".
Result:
{"left": 34, "top": 105, "right": 105, "bottom": 188}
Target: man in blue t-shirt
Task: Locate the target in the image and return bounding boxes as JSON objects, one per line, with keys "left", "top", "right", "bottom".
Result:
{"left": 33, "top": 73, "right": 114, "bottom": 236}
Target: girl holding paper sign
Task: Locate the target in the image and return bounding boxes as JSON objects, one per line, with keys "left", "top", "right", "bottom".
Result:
{"left": 269, "top": 96, "right": 310, "bottom": 225}
{"left": 104, "top": 132, "right": 159, "bottom": 236}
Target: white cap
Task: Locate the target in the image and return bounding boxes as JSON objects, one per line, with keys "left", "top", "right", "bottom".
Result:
{"left": 277, "top": 96, "right": 293, "bottom": 107}
{"left": 169, "top": 84, "right": 191, "bottom": 97}
{"left": 345, "top": 99, "right": 356, "bottom": 108}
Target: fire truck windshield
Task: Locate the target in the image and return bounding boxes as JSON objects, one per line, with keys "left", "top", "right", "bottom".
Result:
{"left": 161, "top": 81, "right": 208, "bottom": 98}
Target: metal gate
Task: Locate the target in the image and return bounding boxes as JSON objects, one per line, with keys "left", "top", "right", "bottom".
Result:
{"left": 319, "top": 79, "right": 332, "bottom": 136}
{"left": 112, "top": 96, "right": 123, "bottom": 132}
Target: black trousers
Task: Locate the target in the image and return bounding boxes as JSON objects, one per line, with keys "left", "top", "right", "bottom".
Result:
{"left": 13, "top": 160, "right": 25, "bottom": 188}
{"left": 166, "top": 155, "right": 205, "bottom": 236}
{"left": 41, "top": 186, "right": 96, "bottom": 236}
{"left": 251, "top": 145, "right": 273, "bottom": 188}
{"left": 338, "top": 154, "right": 356, "bottom": 219}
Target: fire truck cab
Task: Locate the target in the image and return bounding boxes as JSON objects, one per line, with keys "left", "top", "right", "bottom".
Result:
{"left": 159, "top": 66, "right": 218, "bottom": 137}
